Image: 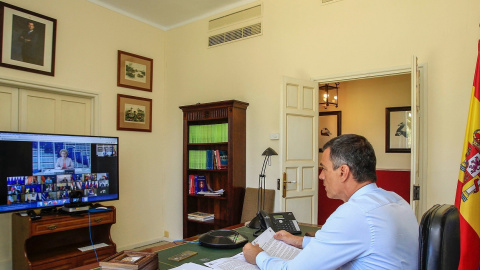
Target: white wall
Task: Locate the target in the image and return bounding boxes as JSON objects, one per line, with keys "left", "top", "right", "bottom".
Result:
{"left": 163, "top": 0, "right": 480, "bottom": 239}
{"left": 0, "top": 0, "right": 166, "bottom": 268}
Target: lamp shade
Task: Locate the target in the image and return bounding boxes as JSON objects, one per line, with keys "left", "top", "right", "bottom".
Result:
{"left": 262, "top": 147, "right": 278, "bottom": 156}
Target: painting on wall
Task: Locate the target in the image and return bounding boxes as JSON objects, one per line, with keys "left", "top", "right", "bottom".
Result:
{"left": 319, "top": 111, "right": 342, "bottom": 152}
{"left": 117, "top": 94, "right": 152, "bottom": 132}
{"left": 385, "top": 106, "right": 411, "bottom": 153}
{"left": 0, "top": 1, "right": 56, "bottom": 76}
{"left": 117, "top": 50, "right": 153, "bottom": 92}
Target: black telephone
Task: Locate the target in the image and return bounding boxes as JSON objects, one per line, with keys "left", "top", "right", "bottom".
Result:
{"left": 257, "top": 210, "right": 301, "bottom": 235}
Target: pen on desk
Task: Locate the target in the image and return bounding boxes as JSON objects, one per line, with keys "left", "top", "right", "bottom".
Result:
{"left": 233, "top": 232, "right": 239, "bottom": 243}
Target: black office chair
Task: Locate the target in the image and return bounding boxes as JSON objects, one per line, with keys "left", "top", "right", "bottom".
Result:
{"left": 418, "top": 204, "right": 460, "bottom": 270}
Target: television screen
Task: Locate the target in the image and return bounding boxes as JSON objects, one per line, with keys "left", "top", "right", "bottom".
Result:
{"left": 0, "top": 131, "right": 119, "bottom": 213}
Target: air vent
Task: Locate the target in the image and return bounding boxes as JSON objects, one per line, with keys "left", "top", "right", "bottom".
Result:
{"left": 208, "top": 23, "right": 261, "bottom": 47}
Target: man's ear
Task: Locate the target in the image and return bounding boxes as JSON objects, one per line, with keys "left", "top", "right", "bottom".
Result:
{"left": 339, "top": 165, "right": 350, "bottom": 182}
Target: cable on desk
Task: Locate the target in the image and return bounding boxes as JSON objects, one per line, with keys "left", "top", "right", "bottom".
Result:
{"left": 88, "top": 212, "right": 99, "bottom": 262}
{"left": 173, "top": 240, "right": 200, "bottom": 245}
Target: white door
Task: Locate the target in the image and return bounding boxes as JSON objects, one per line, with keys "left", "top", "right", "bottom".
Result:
{"left": 280, "top": 77, "right": 318, "bottom": 224}
{"left": 0, "top": 86, "right": 19, "bottom": 131}
{"left": 410, "top": 56, "right": 422, "bottom": 218}
{"left": 19, "top": 89, "right": 92, "bottom": 135}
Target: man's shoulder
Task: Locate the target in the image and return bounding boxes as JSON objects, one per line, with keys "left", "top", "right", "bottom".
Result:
{"left": 348, "top": 187, "right": 407, "bottom": 212}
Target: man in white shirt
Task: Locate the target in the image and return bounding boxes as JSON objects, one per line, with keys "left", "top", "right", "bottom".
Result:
{"left": 243, "top": 134, "right": 419, "bottom": 270}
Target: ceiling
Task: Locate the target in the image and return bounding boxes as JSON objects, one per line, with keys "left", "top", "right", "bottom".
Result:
{"left": 88, "top": 0, "right": 257, "bottom": 31}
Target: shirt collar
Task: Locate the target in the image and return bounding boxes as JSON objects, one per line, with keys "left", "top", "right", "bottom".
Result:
{"left": 349, "top": 182, "right": 378, "bottom": 201}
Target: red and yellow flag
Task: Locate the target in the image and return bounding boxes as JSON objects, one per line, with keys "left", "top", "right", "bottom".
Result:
{"left": 455, "top": 40, "right": 480, "bottom": 270}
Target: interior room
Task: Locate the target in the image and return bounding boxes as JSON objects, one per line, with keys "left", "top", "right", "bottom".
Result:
{"left": 0, "top": 0, "right": 479, "bottom": 268}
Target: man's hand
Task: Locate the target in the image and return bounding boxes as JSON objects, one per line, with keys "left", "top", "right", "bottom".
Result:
{"left": 243, "top": 243, "right": 264, "bottom": 265}
{"left": 274, "top": 230, "right": 304, "bottom": 249}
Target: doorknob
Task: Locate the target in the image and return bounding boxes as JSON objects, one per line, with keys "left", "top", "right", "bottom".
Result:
{"left": 282, "top": 172, "right": 297, "bottom": 198}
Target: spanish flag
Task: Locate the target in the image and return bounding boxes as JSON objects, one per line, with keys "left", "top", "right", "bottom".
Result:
{"left": 455, "top": 40, "right": 480, "bottom": 270}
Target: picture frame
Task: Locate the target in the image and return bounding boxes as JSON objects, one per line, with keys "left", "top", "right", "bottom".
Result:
{"left": 117, "top": 50, "right": 153, "bottom": 92}
{"left": 385, "top": 106, "right": 411, "bottom": 153}
{"left": 0, "top": 1, "right": 56, "bottom": 76}
{"left": 117, "top": 94, "right": 152, "bottom": 132}
{"left": 319, "top": 111, "right": 341, "bottom": 152}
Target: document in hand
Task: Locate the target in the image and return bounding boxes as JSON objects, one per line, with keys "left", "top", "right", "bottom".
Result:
{"left": 205, "top": 228, "right": 301, "bottom": 270}
{"left": 251, "top": 227, "right": 301, "bottom": 260}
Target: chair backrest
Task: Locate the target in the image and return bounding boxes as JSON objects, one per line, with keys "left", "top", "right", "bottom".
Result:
{"left": 241, "top": 187, "right": 275, "bottom": 223}
{"left": 419, "top": 204, "right": 460, "bottom": 270}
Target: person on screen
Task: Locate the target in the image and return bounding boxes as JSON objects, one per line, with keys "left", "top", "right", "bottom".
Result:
{"left": 242, "top": 134, "right": 419, "bottom": 270}
{"left": 55, "top": 149, "right": 74, "bottom": 169}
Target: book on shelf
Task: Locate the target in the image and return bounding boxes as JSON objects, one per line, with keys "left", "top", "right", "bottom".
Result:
{"left": 195, "top": 175, "right": 207, "bottom": 194}
{"left": 189, "top": 123, "right": 228, "bottom": 143}
{"left": 189, "top": 150, "right": 228, "bottom": 170}
{"left": 197, "top": 189, "right": 224, "bottom": 196}
{"left": 188, "top": 211, "right": 214, "bottom": 221}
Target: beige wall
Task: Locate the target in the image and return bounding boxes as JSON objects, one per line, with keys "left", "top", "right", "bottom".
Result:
{"left": 319, "top": 75, "right": 411, "bottom": 170}
{"left": 0, "top": 0, "right": 166, "bottom": 268}
{"left": 163, "top": 0, "right": 480, "bottom": 239}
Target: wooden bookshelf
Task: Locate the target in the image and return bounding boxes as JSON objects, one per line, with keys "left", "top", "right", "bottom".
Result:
{"left": 180, "top": 100, "right": 248, "bottom": 238}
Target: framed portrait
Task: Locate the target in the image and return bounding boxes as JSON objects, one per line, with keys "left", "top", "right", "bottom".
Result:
{"left": 0, "top": 2, "right": 56, "bottom": 76}
{"left": 385, "top": 106, "right": 411, "bottom": 153}
{"left": 117, "top": 50, "right": 153, "bottom": 92}
{"left": 319, "top": 111, "right": 341, "bottom": 152}
{"left": 117, "top": 94, "right": 152, "bottom": 132}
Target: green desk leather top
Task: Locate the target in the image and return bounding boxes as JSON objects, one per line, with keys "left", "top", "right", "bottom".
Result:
{"left": 158, "top": 224, "right": 320, "bottom": 269}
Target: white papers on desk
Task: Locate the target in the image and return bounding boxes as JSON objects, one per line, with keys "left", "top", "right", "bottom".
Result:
{"left": 252, "top": 227, "right": 301, "bottom": 260}
{"left": 170, "top": 262, "right": 212, "bottom": 269}
{"left": 205, "top": 228, "right": 301, "bottom": 270}
{"left": 205, "top": 253, "right": 259, "bottom": 270}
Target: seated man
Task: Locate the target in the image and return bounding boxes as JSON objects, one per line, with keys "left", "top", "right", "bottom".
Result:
{"left": 243, "top": 134, "right": 419, "bottom": 270}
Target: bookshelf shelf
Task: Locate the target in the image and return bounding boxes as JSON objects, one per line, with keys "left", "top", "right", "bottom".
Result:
{"left": 180, "top": 100, "right": 248, "bottom": 238}
{"left": 187, "top": 194, "right": 227, "bottom": 200}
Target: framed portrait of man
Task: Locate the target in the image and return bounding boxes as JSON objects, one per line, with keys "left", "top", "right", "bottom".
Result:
{"left": 0, "top": 2, "right": 57, "bottom": 76}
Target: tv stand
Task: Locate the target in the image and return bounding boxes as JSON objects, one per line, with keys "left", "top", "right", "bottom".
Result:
{"left": 12, "top": 206, "right": 116, "bottom": 270}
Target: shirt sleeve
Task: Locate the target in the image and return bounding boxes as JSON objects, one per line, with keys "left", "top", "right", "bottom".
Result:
{"left": 255, "top": 203, "right": 371, "bottom": 270}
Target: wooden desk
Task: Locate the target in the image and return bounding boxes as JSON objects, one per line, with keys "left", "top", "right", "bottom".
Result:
{"left": 72, "top": 223, "right": 321, "bottom": 270}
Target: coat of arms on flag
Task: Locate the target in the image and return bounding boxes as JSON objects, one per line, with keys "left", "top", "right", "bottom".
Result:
{"left": 460, "top": 129, "right": 480, "bottom": 202}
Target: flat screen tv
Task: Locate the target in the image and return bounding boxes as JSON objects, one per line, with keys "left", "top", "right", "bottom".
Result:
{"left": 0, "top": 131, "right": 119, "bottom": 214}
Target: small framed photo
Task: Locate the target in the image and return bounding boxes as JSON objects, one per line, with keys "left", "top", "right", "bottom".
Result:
{"left": 117, "top": 50, "right": 153, "bottom": 92}
{"left": 319, "top": 111, "right": 342, "bottom": 153}
{"left": 385, "top": 106, "right": 411, "bottom": 153}
{"left": 0, "top": 2, "right": 57, "bottom": 76}
{"left": 117, "top": 94, "right": 152, "bottom": 132}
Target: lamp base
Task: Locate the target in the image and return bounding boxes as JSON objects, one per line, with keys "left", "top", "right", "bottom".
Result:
{"left": 247, "top": 215, "right": 261, "bottom": 229}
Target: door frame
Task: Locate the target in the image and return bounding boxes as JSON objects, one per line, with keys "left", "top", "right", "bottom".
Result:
{"left": 0, "top": 75, "right": 99, "bottom": 135}
{"left": 312, "top": 63, "right": 428, "bottom": 218}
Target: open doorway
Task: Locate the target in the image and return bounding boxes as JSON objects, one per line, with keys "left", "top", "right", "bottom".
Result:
{"left": 316, "top": 74, "right": 412, "bottom": 224}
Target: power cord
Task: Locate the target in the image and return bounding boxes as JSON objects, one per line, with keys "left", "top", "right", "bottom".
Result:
{"left": 88, "top": 212, "right": 99, "bottom": 262}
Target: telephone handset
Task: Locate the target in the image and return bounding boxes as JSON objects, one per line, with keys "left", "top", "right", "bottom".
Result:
{"left": 257, "top": 210, "right": 302, "bottom": 235}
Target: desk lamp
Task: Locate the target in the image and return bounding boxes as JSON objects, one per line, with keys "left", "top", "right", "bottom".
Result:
{"left": 247, "top": 147, "right": 278, "bottom": 229}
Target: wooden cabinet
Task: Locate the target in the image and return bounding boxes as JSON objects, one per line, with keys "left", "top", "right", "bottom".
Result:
{"left": 180, "top": 100, "right": 248, "bottom": 238}
{"left": 12, "top": 207, "right": 116, "bottom": 270}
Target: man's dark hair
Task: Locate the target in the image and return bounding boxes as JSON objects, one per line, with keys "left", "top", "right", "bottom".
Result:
{"left": 323, "top": 134, "right": 377, "bottom": 183}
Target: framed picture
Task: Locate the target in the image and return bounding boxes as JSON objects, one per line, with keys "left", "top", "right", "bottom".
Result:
{"left": 0, "top": 2, "right": 56, "bottom": 76}
{"left": 117, "top": 50, "right": 153, "bottom": 92}
{"left": 385, "top": 106, "right": 411, "bottom": 153}
{"left": 319, "top": 111, "right": 341, "bottom": 152}
{"left": 117, "top": 94, "right": 152, "bottom": 132}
